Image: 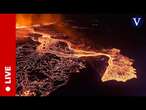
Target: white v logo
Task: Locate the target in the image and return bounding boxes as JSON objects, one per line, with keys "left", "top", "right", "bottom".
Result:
{"left": 132, "top": 17, "right": 141, "bottom": 26}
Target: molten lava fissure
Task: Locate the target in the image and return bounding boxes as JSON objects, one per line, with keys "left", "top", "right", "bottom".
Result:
{"left": 39, "top": 33, "right": 137, "bottom": 82}
{"left": 16, "top": 14, "right": 137, "bottom": 96}
{"left": 16, "top": 24, "right": 137, "bottom": 82}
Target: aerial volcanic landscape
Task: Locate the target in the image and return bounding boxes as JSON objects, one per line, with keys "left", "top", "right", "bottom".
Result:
{"left": 16, "top": 14, "right": 137, "bottom": 96}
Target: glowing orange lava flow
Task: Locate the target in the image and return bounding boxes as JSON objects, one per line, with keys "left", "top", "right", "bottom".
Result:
{"left": 16, "top": 25, "right": 137, "bottom": 82}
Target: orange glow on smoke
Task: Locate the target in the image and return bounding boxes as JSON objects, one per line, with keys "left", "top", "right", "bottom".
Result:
{"left": 16, "top": 14, "right": 137, "bottom": 83}
{"left": 16, "top": 14, "right": 62, "bottom": 27}
{"left": 16, "top": 14, "right": 87, "bottom": 45}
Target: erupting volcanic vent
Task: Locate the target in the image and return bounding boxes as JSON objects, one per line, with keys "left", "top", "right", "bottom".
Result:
{"left": 16, "top": 14, "right": 137, "bottom": 96}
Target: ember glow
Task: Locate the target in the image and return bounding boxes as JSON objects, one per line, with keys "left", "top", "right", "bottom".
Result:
{"left": 16, "top": 14, "right": 137, "bottom": 83}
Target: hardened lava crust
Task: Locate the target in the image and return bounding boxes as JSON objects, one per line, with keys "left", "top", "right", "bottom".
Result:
{"left": 16, "top": 24, "right": 137, "bottom": 96}
{"left": 16, "top": 36, "right": 86, "bottom": 96}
